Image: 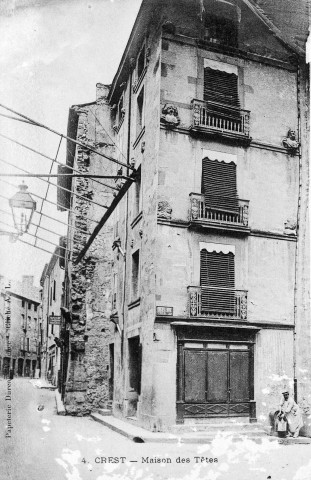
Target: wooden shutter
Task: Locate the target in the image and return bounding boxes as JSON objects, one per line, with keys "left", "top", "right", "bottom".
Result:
{"left": 204, "top": 67, "right": 240, "bottom": 110}
{"left": 200, "top": 250, "right": 235, "bottom": 314}
{"left": 202, "top": 157, "right": 238, "bottom": 213}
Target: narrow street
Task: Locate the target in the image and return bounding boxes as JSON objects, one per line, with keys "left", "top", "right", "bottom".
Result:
{"left": 0, "top": 378, "right": 310, "bottom": 480}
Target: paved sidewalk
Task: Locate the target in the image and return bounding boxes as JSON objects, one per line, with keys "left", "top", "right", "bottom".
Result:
{"left": 90, "top": 412, "right": 311, "bottom": 445}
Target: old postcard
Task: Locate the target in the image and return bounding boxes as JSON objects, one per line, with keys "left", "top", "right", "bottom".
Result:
{"left": 0, "top": 1, "right": 310, "bottom": 479}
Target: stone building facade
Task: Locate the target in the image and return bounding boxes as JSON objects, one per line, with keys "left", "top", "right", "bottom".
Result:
{"left": 57, "top": 86, "right": 115, "bottom": 414}
{"left": 0, "top": 275, "right": 41, "bottom": 377}
{"left": 57, "top": 0, "right": 309, "bottom": 434}
{"left": 40, "top": 241, "right": 65, "bottom": 385}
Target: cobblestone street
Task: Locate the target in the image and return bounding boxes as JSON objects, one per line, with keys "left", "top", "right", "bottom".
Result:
{"left": 1, "top": 378, "right": 311, "bottom": 480}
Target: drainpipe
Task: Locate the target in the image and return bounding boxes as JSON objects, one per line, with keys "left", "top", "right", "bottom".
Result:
{"left": 121, "top": 59, "right": 134, "bottom": 367}
{"left": 293, "top": 58, "right": 303, "bottom": 403}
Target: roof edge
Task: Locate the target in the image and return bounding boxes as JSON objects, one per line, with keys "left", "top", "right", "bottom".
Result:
{"left": 244, "top": 0, "right": 306, "bottom": 57}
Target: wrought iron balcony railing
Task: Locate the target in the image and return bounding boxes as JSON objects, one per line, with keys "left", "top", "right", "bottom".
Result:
{"left": 188, "top": 286, "right": 247, "bottom": 320}
{"left": 189, "top": 193, "right": 249, "bottom": 228}
{"left": 190, "top": 99, "right": 251, "bottom": 143}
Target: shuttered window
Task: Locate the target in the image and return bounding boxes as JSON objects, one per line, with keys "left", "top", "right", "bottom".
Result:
{"left": 200, "top": 250, "right": 235, "bottom": 314}
{"left": 204, "top": 67, "right": 240, "bottom": 113}
{"left": 202, "top": 157, "right": 238, "bottom": 213}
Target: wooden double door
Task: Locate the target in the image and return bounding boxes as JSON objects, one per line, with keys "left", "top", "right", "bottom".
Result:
{"left": 178, "top": 341, "right": 253, "bottom": 418}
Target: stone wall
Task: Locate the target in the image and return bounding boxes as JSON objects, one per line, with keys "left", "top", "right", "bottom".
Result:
{"left": 64, "top": 86, "right": 115, "bottom": 415}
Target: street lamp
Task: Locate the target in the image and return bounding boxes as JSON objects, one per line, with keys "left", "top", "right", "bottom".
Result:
{"left": 8, "top": 182, "right": 36, "bottom": 235}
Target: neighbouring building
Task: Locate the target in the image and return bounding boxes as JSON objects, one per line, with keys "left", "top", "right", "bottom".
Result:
{"left": 57, "top": 89, "right": 115, "bottom": 414}
{"left": 57, "top": 0, "right": 310, "bottom": 434}
{"left": 0, "top": 275, "right": 41, "bottom": 377}
{"left": 39, "top": 240, "right": 65, "bottom": 385}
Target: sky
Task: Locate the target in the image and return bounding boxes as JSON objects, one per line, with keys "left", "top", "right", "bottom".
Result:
{"left": 0, "top": 0, "right": 142, "bottom": 287}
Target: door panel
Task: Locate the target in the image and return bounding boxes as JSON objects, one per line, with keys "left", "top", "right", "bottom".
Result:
{"left": 229, "top": 351, "right": 249, "bottom": 402}
{"left": 184, "top": 350, "right": 206, "bottom": 403}
{"left": 206, "top": 351, "right": 228, "bottom": 402}
{"left": 181, "top": 345, "right": 251, "bottom": 419}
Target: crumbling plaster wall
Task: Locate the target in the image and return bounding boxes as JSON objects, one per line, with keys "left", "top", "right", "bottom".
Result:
{"left": 64, "top": 89, "right": 115, "bottom": 415}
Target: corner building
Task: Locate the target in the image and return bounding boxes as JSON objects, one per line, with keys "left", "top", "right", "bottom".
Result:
{"left": 59, "top": 0, "right": 310, "bottom": 433}
{"left": 108, "top": 0, "right": 309, "bottom": 433}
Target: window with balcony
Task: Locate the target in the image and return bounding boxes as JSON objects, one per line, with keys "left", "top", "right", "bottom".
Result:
{"left": 200, "top": 248, "right": 235, "bottom": 315}
{"left": 202, "top": 157, "right": 238, "bottom": 215}
{"left": 190, "top": 60, "right": 250, "bottom": 142}
{"left": 189, "top": 153, "right": 249, "bottom": 229}
{"left": 188, "top": 243, "right": 247, "bottom": 320}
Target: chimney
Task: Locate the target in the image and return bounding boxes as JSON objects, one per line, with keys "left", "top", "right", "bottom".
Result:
{"left": 22, "top": 276, "right": 34, "bottom": 289}
{"left": 96, "top": 83, "right": 109, "bottom": 102}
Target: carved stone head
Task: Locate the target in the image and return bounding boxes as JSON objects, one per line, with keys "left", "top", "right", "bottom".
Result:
{"left": 160, "top": 103, "right": 180, "bottom": 129}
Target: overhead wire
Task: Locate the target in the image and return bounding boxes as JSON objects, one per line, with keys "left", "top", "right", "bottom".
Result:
{"left": 0, "top": 103, "right": 134, "bottom": 170}
{"left": 16, "top": 237, "right": 69, "bottom": 261}
{"left": 0, "top": 131, "right": 119, "bottom": 191}
{"left": 0, "top": 157, "right": 110, "bottom": 210}
{"left": 34, "top": 135, "right": 63, "bottom": 247}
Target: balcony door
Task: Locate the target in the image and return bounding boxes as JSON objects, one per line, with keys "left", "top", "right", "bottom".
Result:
{"left": 182, "top": 342, "right": 251, "bottom": 418}
{"left": 200, "top": 248, "right": 235, "bottom": 316}
{"left": 204, "top": 67, "right": 240, "bottom": 110}
{"left": 202, "top": 157, "right": 239, "bottom": 214}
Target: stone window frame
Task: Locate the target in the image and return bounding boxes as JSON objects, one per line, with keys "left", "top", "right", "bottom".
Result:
{"left": 113, "top": 92, "right": 126, "bottom": 133}
{"left": 131, "top": 248, "right": 140, "bottom": 302}
{"left": 131, "top": 165, "right": 142, "bottom": 224}
{"left": 133, "top": 41, "right": 147, "bottom": 94}
{"left": 135, "top": 85, "right": 145, "bottom": 143}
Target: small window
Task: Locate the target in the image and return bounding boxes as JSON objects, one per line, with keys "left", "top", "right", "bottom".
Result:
{"left": 131, "top": 250, "right": 140, "bottom": 300}
{"left": 21, "top": 337, "right": 25, "bottom": 351}
{"left": 117, "top": 95, "right": 125, "bottom": 126}
{"left": 26, "top": 338, "right": 30, "bottom": 352}
{"left": 50, "top": 287, "right": 52, "bottom": 306}
{"left": 22, "top": 300, "right": 25, "bottom": 308}
{"left": 28, "top": 302, "right": 31, "bottom": 310}
{"left": 203, "top": 0, "right": 239, "bottom": 48}
{"left": 137, "top": 44, "right": 145, "bottom": 80}
{"left": 112, "top": 273, "right": 117, "bottom": 310}
{"left": 53, "top": 280, "right": 56, "bottom": 301}
{"left": 28, "top": 316, "right": 31, "bottom": 329}
{"left": 136, "top": 87, "right": 144, "bottom": 136}
{"left": 34, "top": 304, "right": 37, "bottom": 312}
{"left": 133, "top": 167, "right": 142, "bottom": 218}
{"left": 21, "top": 314, "right": 25, "bottom": 327}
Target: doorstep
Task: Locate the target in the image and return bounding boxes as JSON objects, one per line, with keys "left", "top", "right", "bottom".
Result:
{"left": 90, "top": 412, "right": 292, "bottom": 444}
